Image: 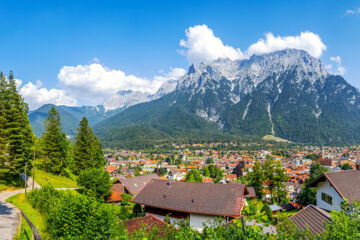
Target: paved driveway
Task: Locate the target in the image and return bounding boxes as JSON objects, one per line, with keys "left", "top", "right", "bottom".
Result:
{"left": 0, "top": 175, "right": 40, "bottom": 240}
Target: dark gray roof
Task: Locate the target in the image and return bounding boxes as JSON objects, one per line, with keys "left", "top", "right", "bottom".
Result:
{"left": 119, "top": 174, "right": 161, "bottom": 195}
{"left": 132, "top": 179, "right": 248, "bottom": 217}
{"left": 290, "top": 205, "right": 331, "bottom": 235}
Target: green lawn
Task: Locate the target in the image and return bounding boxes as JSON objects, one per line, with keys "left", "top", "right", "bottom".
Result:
{"left": 0, "top": 177, "right": 23, "bottom": 193}
{"left": 6, "top": 193, "right": 48, "bottom": 240}
{"left": 34, "top": 168, "right": 78, "bottom": 188}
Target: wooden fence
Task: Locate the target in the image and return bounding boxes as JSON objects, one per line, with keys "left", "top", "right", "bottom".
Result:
{"left": 19, "top": 210, "right": 42, "bottom": 240}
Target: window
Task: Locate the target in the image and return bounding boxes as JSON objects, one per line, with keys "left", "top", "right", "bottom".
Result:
{"left": 321, "top": 192, "right": 333, "bottom": 205}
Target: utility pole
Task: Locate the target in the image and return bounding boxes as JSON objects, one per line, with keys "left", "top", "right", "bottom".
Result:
{"left": 24, "top": 162, "right": 27, "bottom": 196}
{"left": 32, "top": 146, "right": 35, "bottom": 190}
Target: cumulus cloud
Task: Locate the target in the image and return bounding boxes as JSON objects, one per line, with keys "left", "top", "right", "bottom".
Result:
{"left": 57, "top": 63, "right": 186, "bottom": 105}
{"left": 14, "top": 79, "right": 23, "bottom": 89}
{"left": 327, "top": 56, "right": 346, "bottom": 75}
{"left": 179, "top": 25, "right": 327, "bottom": 63}
{"left": 246, "top": 32, "right": 327, "bottom": 58}
{"left": 19, "top": 80, "right": 78, "bottom": 110}
{"left": 345, "top": 8, "right": 360, "bottom": 15}
{"left": 179, "top": 24, "right": 245, "bottom": 64}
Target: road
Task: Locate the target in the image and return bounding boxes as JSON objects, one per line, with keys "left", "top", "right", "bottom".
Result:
{"left": 0, "top": 175, "right": 40, "bottom": 240}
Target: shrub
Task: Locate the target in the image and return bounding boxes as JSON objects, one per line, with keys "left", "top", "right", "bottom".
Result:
{"left": 26, "top": 185, "right": 60, "bottom": 216}
{"left": 77, "top": 168, "right": 111, "bottom": 200}
{"left": 46, "top": 192, "right": 118, "bottom": 239}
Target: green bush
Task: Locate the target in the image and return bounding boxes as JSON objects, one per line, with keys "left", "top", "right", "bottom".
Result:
{"left": 46, "top": 192, "right": 118, "bottom": 239}
{"left": 26, "top": 185, "right": 60, "bottom": 216}
{"left": 77, "top": 168, "right": 112, "bottom": 200}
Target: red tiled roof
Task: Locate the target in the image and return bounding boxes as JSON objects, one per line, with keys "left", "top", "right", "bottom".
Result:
{"left": 107, "top": 184, "right": 125, "bottom": 202}
{"left": 105, "top": 165, "right": 117, "bottom": 174}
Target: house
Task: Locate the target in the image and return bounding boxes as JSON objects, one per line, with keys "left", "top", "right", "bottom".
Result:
{"left": 225, "top": 174, "right": 237, "bottom": 182}
{"left": 105, "top": 165, "right": 118, "bottom": 177}
{"left": 316, "top": 158, "right": 335, "bottom": 170}
{"left": 310, "top": 170, "right": 360, "bottom": 211}
{"left": 119, "top": 173, "right": 161, "bottom": 195}
{"left": 107, "top": 184, "right": 125, "bottom": 203}
{"left": 289, "top": 205, "right": 331, "bottom": 235}
{"left": 132, "top": 179, "right": 255, "bottom": 231}
{"left": 124, "top": 215, "right": 171, "bottom": 234}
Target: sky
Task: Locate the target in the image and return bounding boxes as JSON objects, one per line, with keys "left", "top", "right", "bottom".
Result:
{"left": 0, "top": 0, "right": 359, "bottom": 109}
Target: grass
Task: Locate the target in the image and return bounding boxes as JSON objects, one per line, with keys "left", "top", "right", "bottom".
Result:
{"left": 262, "top": 135, "right": 293, "bottom": 143}
{"left": 0, "top": 176, "right": 23, "bottom": 193}
{"left": 34, "top": 168, "right": 78, "bottom": 188}
{"left": 6, "top": 193, "right": 48, "bottom": 239}
{"left": 16, "top": 217, "right": 32, "bottom": 240}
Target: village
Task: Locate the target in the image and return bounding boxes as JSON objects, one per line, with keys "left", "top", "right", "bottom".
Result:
{"left": 103, "top": 142, "right": 360, "bottom": 235}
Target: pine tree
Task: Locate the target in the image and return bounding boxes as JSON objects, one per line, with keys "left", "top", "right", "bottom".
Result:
{"left": 40, "top": 106, "right": 67, "bottom": 174}
{"left": 0, "top": 72, "right": 9, "bottom": 177}
{"left": 246, "top": 161, "right": 264, "bottom": 199}
{"left": 2, "top": 71, "right": 34, "bottom": 177}
{"left": 263, "top": 156, "right": 289, "bottom": 204}
{"left": 73, "top": 117, "right": 105, "bottom": 174}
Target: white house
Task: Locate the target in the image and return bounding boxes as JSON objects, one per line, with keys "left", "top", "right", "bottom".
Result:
{"left": 310, "top": 169, "right": 360, "bottom": 211}
{"left": 290, "top": 169, "right": 360, "bottom": 235}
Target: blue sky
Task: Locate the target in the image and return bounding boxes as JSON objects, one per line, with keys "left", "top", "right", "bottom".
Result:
{"left": 0, "top": 0, "right": 359, "bottom": 109}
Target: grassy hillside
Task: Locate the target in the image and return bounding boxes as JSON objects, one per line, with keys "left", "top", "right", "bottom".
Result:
{"left": 34, "top": 168, "right": 78, "bottom": 188}
{"left": 262, "top": 135, "right": 293, "bottom": 143}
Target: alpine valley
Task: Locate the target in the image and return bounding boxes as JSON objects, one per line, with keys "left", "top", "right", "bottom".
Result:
{"left": 29, "top": 49, "right": 360, "bottom": 147}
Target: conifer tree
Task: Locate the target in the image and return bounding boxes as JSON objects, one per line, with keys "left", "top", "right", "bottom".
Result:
{"left": 2, "top": 71, "right": 34, "bottom": 177}
{"left": 40, "top": 106, "right": 67, "bottom": 174}
{"left": 246, "top": 160, "right": 264, "bottom": 199}
{"left": 73, "top": 117, "right": 105, "bottom": 174}
{"left": 0, "top": 72, "right": 9, "bottom": 177}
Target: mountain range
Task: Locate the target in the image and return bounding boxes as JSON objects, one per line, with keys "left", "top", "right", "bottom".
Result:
{"left": 29, "top": 49, "right": 360, "bottom": 146}
{"left": 29, "top": 78, "right": 178, "bottom": 137}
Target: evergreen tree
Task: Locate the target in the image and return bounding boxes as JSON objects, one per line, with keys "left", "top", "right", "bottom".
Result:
{"left": 73, "top": 117, "right": 105, "bottom": 174}
{"left": 0, "top": 71, "right": 34, "bottom": 177}
{"left": 246, "top": 161, "right": 264, "bottom": 199}
{"left": 263, "top": 156, "right": 289, "bottom": 204}
{"left": 297, "top": 162, "right": 328, "bottom": 206}
{"left": 0, "top": 72, "right": 9, "bottom": 177}
{"left": 40, "top": 107, "right": 67, "bottom": 174}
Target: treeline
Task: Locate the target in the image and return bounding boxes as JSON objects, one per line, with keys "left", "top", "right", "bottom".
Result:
{"left": 0, "top": 72, "right": 34, "bottom": 179}
{"left": 0, "top": 71, "right": 105, "bottom": 180}
{"left": 36, "top": 106, "right": 105, "bottom": 175}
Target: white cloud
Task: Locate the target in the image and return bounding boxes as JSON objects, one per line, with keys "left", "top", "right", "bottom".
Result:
{"left": 246, "top": 32, "right": 326, "bottom": 58}
{"left": 345, "top": 8, "right": 360, "bottom": 15}
{"left": 179, "top": 24, "right": 245, "bottom": 64}
{"left": 14, "top": 79, "right": 23, "bottom": 89}
{"left": 328, "top": 56, "right": 346, "bottom": 75}
{"left": 57, "top": 63, "right": 185, "bottom": 105}
{"left": 19, "top": 81, "right": 78, "bottom": 110}
{"left": 179, "top": 25, "right": 327, "bottom": 63}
